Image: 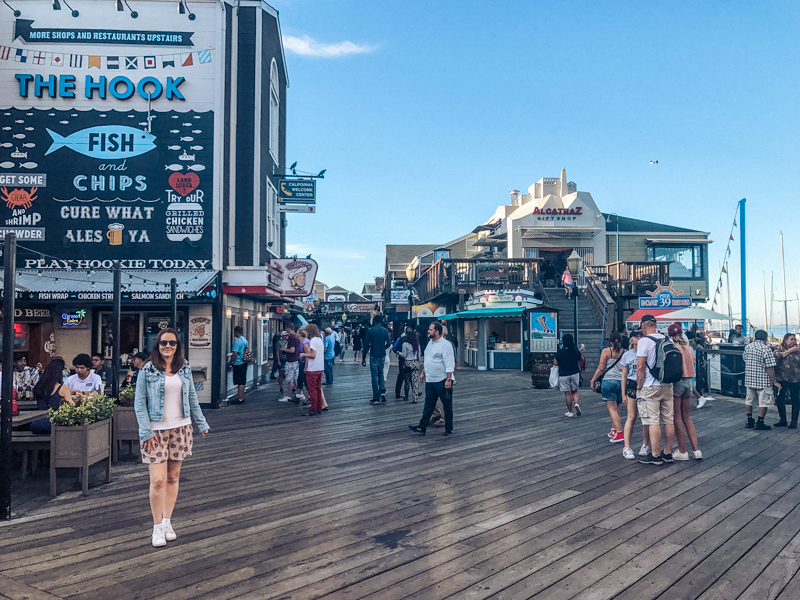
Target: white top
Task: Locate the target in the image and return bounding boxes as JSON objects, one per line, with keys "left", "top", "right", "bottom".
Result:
{"left": 621, "top": 349, "right": 638, "bottom": 381}
{"left": 152, "top": 374, "right": 191, "bottom": 430}
{"left": 66, "top": 373, "right": 102, "bottom": 393}
{"left": 423, "top": 337, "right": 455, "bottom": 383}
{"left": 307, "top": 337, "right": 325, "bottom": 372}
{"left": 400, "top": 341, "right": 419, "bottom": 362}
{"left": 637, "top": 333, "right": 666, "bottom": 387}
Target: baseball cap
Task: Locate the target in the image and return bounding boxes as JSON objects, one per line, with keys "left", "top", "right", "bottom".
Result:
{"left": 133, "top": 351, "right": 148, "bottom": 361}
{"left": 640, "top": 314, "right": 657, "bottom": 324}
{"left": 667, "top": 323, "right": 682, "bottom": 337}
{"left": 280, "top": 330, "right": 289, "bottom": 336}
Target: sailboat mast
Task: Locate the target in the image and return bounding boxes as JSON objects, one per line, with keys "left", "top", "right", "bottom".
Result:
{"left": 781, "top": 232, "right": 789, "bottom": 333}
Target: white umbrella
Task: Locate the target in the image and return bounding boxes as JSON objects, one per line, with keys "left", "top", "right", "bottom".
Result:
{"left": 661, "top": 307, "right": 734, "bottom": 322}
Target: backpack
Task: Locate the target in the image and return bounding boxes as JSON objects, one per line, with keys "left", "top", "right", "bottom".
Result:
{"left": 242, "top": 345, "right": 253, "bottom": 364}
{"left": 645, "top": 335, "right": 683, "bottom": 383}
{"left": 334, "top": 340, "right": 341, "bottom": 355}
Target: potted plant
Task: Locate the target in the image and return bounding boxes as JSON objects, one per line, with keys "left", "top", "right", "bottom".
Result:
{"left": 112, "top": 384, "right": 139, "bottom": 462}
{"left": 49, "top": 395, "right": 114, "bottom": 496}
{"left": 526, "top": 353, "right": 553, "bottom": 389}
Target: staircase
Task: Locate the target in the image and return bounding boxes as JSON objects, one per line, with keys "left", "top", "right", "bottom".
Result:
{"left": 540, "top": 287, "right": 606, "bottom": 383}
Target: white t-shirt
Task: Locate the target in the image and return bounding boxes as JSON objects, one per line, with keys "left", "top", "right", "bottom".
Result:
{"left": 152, "top": 374, "right": 191, "bottom": 430}
{"left": 307, "top": 337, "right": 325, "bottom": 372}
{"left": 66, "top": 373, "right": 102, "bottom": 393}
{"left": 621, "top": 349, "right": 638, "bottom": 381}
{"left": 636, "top": 333, "right": 666, "bottom": 387}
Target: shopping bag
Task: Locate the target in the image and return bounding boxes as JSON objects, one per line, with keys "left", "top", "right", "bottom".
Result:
{"left": 549, "top": 366, "right": 559, "bottom": 389}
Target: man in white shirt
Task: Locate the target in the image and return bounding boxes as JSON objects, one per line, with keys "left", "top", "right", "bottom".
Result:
{"left": 66, "top": 353, "right": 103, "bottom": 393}
{"left": 409, "top": 321, "right": 455, "bottom": 436}
{"left": 636, "top": 315, "right": 675, "bottom": 466}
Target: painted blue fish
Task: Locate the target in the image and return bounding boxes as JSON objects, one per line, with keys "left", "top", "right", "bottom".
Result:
{"left": 46, "top": 126, "right": 156, "bottom": 159}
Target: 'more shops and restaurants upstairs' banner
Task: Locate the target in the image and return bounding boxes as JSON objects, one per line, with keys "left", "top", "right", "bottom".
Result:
{"left": 0, "top": 2, "right": 218, "bottom": 270}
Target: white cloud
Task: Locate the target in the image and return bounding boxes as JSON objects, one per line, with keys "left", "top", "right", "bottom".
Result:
{"left": 283, "top": 35, "right": 377, "bottom": 58}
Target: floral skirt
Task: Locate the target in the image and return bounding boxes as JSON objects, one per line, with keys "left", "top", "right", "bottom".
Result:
{"left": 141, "top": 425, "right": 194, "bottom": 464}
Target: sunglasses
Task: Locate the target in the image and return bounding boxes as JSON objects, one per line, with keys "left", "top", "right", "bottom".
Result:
{"left": 159, "top": 340, "right": 178, "bottom": 347}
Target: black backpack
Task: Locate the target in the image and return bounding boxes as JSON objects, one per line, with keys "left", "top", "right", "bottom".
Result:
{"left": 645, "top": 335, "right": 683, "bottom": 384}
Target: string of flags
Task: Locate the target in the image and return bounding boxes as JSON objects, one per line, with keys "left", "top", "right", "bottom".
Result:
{"left": 0, "top": 46, "right": 212, "bottom": 69}
{"left": 711, "top": 202, "right": 741, "bottom": 312}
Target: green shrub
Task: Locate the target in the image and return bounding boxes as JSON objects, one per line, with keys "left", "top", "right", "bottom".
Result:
{"left": 49, "top": 395, "right": 115, "bottom": 426}
{"left": 117, "top": 384, "right": 136, "bottom": 407}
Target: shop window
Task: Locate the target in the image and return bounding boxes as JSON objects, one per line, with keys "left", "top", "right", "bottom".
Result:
{"left": 269, "top": 59, "right": 280, "bottom": 162}
{"left": 647, "top": 245, "right": 704, "bottom": 279}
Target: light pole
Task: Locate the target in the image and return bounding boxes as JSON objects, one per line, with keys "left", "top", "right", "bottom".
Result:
{"left": 567, "top": 250, "right": 584, "bottom": 347}
{"left": 606, "top": 213, "right": 619, "bottom": 262}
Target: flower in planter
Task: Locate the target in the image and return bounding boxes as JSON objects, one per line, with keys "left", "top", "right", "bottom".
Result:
{"left": 49, "top": 395, "right": 115, "bottom": 426}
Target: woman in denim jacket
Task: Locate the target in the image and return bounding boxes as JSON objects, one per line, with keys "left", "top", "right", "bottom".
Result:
{"left": 135, "top": 327, "right": 210, "bottom": 548}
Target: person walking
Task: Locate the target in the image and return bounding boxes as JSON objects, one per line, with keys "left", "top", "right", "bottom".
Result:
{"left": 295, "top": 327, "right": 310, "bottom": 403}
{"left": 228, "top": 326, "right": 248, "bottom": 404}
{"left": 668, "top": 323, "right": 702, "bottom": 460}
{"left": 353, "top": 327, "right": 364, "bottom": 362}
{"left": 280, "top": 323, "right": 301, "bottom": 403}
{"left": 400, "top": 328, "right": 421, "bottom": 402}
{"left": 620, "top": 332, "right": 651, "bottom": 459}
{"left": 554, "top": 334, "right": 582, "bottom": 418}
{"left": 636, "top": 314, "right": 675, "bottom": 465}
{"left": 561, "top": 268, "right": 574, "bottom": 298}
{"left": 590, "top": 332, "right": 625, "bottom": 443}
{"left": 408, "top": 321, "right": 455, "bottom": 436}
{"left": 275, "top": 331, "right": 288, "bottom": 398}
{"left": 338, "top": 328, "right": 349, "bottom": 360}
{"left": 743, "top": 330, "right": 780, "bottom": 430}
{"left": 270, "top": 331, "right": 282, "bottom": 380}
{"left": 134, "top": 327, "right": 210, "bottom": 548}
{"left": 300, "top": 324, "right": 325, "bottom": 416}
{"left": 773, "top": 333, "right": 800, "bottom": 428}
{"left": 323, "top": 327, "right": 336, "bottom": 384}
{"left": 393, "top": 328, "right": 409, "bottom": 399}
{"left": 362, "top": 315, "right": 391, "bottom": 403}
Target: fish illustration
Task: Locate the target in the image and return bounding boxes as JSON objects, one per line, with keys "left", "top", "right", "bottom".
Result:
{"left": 12, "top": 134, "right": 25, "bottom": 139}
{"left": 10, "top": 148, "right": 27, "bottom": 159}
{"left": 3, "top": 113, "right": 10, "bottom": 116}
{"left": 1, "top": 127, "right": 10, "bottom": 131}
{"left": 0, "top": 143, "right": 11, "bottom": 148}
{"left": 0, "top": 162, "right": 14, "bottom": 169}
{"left": 18, "top": 162, "right": 38, "bottom": 169}
{"left": 170, "top": 130, "right": 180, "bottom": 134}
{"left": 49, "top": 113, "right": 55, "bottom": 116}
{"left": 186, "top": 164, "right": 205, "bottom": 171}
{"left": 172, "top": 115, "right": 180, "bottom": 119}
{"left": 24, "top": 127, "right": 34, "bottom": 131}
{"left": 139, "top": 122, "right": 148, "bottom": 126}
{"left": 128, "top": 114, "right": 136, "bottom": 118}
{"left": 167, "top": 145, "right": 181, "bottom": 150}
{"left": 46, "top": 125, "right": 157, "bottom": 159}
{"left": 191, "top": 130, "right": 202, "bottom": 134}
{"left": 26, "top": 113, "right": 33, "bottom": 116}
{"left": 180, "top": 136, "right": 194, "bottom": 142}
{"left": 59, "top": 121, "right": 69, "bottom": 125}
{"left": 182, "top": 122, "right": 192, "bottom": 126}
{"left": 165, "top": 164, "right": 184, "bottom": 171}
{"left": 14, "top": 120, "right": 23, "bottom": 124}
{"left": 99, "top": 114, "right": 107, "bottom": 117}
{"left": 189, "top": 145, "right": 203, "bottom": 151}
{"left": 193, "top": 116, "right": 201, "bottom": 119}
{"left": 71, "top": 113, "right": 78, "bottom": 117}
{"left": 21, "top": 143, "right": 35, "bottom": 148}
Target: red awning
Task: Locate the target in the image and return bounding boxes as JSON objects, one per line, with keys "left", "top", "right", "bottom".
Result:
{"left": 626, "top": 309, "right": 681, "bottom": 322}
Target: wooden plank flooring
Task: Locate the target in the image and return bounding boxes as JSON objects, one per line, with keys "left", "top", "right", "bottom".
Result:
{"left": 4, "top": 362, "right": 800, "bottom": 599}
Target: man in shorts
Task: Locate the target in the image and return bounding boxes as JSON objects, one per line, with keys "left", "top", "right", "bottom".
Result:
{"left": 281, "top": 323, "right": 301, "bottom": 404}
{"left": 743, "top": 329, "right": 780, "bottom": 430}
{"left": 636, "top": 314, "right": 674, "bottom": 465}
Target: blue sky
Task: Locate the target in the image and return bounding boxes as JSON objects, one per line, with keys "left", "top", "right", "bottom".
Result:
{"left": 276, "top": 0, "right": 800, "bottom": 328}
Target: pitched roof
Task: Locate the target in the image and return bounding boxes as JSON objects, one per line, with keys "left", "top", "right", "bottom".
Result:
{"left": 603, "top": 214, "right": 707, "bottom": 234}
{"left": 385, "top": 245, "right": 440, "bottom": 269}
{"left": 327, "top": 285, "right": 349, "bottom": 293}
{"left": 362, "top": 283, "right": 378, "bottom": 294}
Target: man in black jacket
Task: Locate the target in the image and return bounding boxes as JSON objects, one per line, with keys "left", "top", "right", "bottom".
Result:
{"left": 362, "top": 314, "right": 391, "bottom": 403}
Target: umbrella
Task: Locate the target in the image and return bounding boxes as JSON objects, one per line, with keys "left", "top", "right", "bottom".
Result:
{"left": 661, "top": 307, "right": 734, "bottom": 322}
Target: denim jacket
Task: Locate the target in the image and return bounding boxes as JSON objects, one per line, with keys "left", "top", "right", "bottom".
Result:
{"left": 134, "top": 360, "right": 210, "bottom": 442}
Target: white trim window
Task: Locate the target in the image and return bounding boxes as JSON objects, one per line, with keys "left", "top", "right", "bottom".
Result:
{"left": 266, "top": 179, "right": 279, "bottom": 256}
{"left": 269, "top": 59, "right": 280, "bottom": 162}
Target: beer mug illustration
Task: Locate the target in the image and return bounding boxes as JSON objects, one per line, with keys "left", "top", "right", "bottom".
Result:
{"left": 107, "top": 223, "right": 124, "bottom": 245}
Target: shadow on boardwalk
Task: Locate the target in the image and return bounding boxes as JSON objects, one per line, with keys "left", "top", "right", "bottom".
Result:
{"left": 2, "top": 362, "right": 800, "bottom": 600}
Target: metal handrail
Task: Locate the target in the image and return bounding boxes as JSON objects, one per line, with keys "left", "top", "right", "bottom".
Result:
{"left": 583, "top": 266, "right": 615, "bottom": 346}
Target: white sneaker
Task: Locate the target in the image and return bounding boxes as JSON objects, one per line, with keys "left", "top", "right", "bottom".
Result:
{"left": 692, "top": 450, "right": 703, "bottom": 460}
{"left": 574, "top": 404, "right": 582, "bottom": 416}
{"left": 565, "top": 411, "right": 575, "bottom": 417}
{"left": 278, "top": 396, "right": 291, "bottom": 402}
{"left": 622, "top": 447, "right": 635, "bottom": 460}
{"left": 639, "top": 444, "right": 651, "bottom": 456}
{"left": 163, "top": 523, "right": 176, "bottom": 541}
{"left": 697, "top": 396, "right": 714, "bottom": 408}
{"left": 673, "top": 451, "right": 690, "bottom": 461}
{"left": 152, "top": 527, "right": 166, "bottom": 547}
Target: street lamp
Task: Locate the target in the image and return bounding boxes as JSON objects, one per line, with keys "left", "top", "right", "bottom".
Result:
{"left": 567, "top": 250, "right": 583, "bottom": 346}
{"left": 606, "top": 213, "right": 619, "bottom": 262}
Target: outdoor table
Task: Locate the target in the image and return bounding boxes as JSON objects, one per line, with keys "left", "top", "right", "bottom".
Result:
{"left": 12, "top": 410, "right": 49, "bottom": 429}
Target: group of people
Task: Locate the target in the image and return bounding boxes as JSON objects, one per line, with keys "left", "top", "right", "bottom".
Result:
{"left": 742, "top": 330, "right": 800, "bottom": 430}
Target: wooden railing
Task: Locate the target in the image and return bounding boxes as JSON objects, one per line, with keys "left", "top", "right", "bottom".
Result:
{"left": 602, "top": 261, "right": 671, "bottom": 298}
{"left": 583, "top": 266, "right": 616, "bottom": 346}
{"left": 412, "top": 259, "right": 544, "bottom": 304}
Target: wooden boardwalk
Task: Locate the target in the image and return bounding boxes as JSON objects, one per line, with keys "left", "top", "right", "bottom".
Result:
{"left": 4, "top": 361, "right": 800, "bottom": 600}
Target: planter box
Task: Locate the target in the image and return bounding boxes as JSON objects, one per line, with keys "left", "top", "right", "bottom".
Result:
{"left": 50, "top": 419, "right": 111, "bottom": 496}
{"left": 530, "top": 363, "right": 552, "bottom": 389}
{"left": 112, "top": 406, "right": 140, "bottom": 463}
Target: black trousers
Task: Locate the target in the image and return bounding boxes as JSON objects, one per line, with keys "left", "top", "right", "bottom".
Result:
{"left": 776, "top": 381, "right": 800, "bottom": 423}
{"left": 418, "top": 381, "right": 453, "bottom": 433}
{"left": 395, "top": 356, "right": 406, "bottom": 396}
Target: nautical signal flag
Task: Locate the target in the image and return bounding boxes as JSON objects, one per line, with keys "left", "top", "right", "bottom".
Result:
{"left": 32, "top": 51, "right": 46, "bottom": 65}
{"left": 0, "top": 45, "right": 10, "bottom": 60}
{"left": 125, "top": 56, "right": 138, "bottom": 69}
{"left": 730, "top": 235, "right": 734, "bottom": 241}
{"left": 15, "top": 48, "right": 28, "bottom": 63}
{"left": 88, "top": 56, "right": 101, "bottom": 68}
{"left": 144, "top": 56, "right": 156, "bottom": 69}
{"left": 51, "top": 53, "right": 64, "bottom": 66}
{"left": 107, "top": 56, "right": 119, "bottom": 69}
{"left": 69, "top": 54, "right": 82, "bottom": 68}
{"left": 161, "top": 55, "right": 175, "bottom": 68}
{"left": 198, "top": 50, "right": 212, "bottom": 64}
{"left": 181, "top": 52, "right": 193, "bottom": 67}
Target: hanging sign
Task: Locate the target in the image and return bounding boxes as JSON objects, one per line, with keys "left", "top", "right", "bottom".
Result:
{"left": 638, "top": 282, "right": 692, "bottom": 309}
{"left": 13, "top": 19, "right": 196, "bottom": 47}
{"left": 189, "top": 316, "right": 212, "bottom": 347}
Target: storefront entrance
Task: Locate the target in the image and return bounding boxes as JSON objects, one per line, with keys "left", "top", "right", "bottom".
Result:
{"left": 98, "top": 310, "right": 187, "bottom": 364}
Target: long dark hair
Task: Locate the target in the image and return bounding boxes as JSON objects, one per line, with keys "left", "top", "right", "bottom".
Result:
{"left": 562, "top": 333, "right": 575, "bottom": 349}
{"left": 33, "top": 359, "right": 65, "bottom": 401}
{"left": 148, "top": 327, "right": 185, "bottom": 373}
{"left": 407, "top": 331, "right": 420, "bottom": 353}
{"left": 609, "top": 331, "right": 622, "bottom": 352}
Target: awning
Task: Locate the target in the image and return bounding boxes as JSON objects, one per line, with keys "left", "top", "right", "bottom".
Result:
{"left": 522, "top": 227, "right": 602, "bottom": 239}
{"left": 440, "top": 306, "right": 528, "bottom": 320}
{"left": 626, "top": 309, "right": 681, "bottom": 322}
{"left": 646, "top": 238, "right": 712, "bottom": 244}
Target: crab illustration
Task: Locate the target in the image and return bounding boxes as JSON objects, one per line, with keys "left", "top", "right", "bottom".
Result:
{"left": 1, "top": 187, "right": 37, "bottom": 210}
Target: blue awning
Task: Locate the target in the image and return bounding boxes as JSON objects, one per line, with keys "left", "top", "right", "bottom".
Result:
{"left": 440, "top": 306, "right": 528, "bottom": 320}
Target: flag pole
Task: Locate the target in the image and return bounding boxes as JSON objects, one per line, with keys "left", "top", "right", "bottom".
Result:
{"left": 740, "top": 199, "right": 747, "bottom": 334}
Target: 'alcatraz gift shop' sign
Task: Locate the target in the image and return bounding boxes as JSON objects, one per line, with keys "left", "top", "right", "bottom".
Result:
{"left": 0, "top": 2, "right": 217, "bottom": 269}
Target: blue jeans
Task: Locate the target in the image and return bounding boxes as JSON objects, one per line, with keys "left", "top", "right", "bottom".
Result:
{"left": 324, "top": 358, "right": 334, "bottom": 383}
{"left": 601, "top": 378, "right": 623, "bottom": 405}
{"left": 369, "top": 355, "right": 386, "bottom": 400}
{"left": 418, "top": 380, "right": 453, "bottom": 432}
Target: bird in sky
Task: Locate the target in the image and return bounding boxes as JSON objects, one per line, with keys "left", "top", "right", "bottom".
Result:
{"left": 649, "top": 160, "right": 658, "bottom": 164}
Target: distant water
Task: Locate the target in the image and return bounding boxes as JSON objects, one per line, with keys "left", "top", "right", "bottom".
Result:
{"left": 769, "top": 326, "right": 800, "bottom": 337}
